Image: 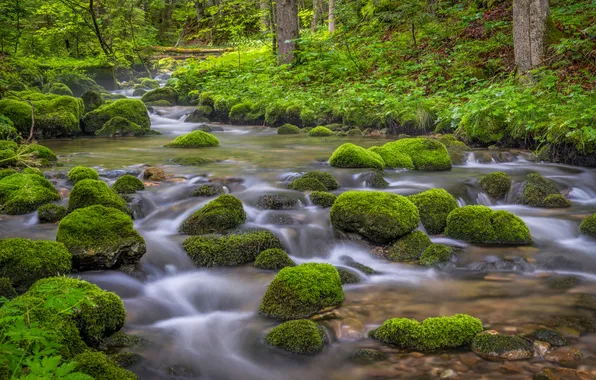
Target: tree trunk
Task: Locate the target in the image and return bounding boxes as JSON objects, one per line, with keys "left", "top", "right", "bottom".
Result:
{"left": 513, "top": 0, "right": 549, "bottom": 74}
{"left": 311, "top": 0, "right": 323, "bottom": 32}
{"left": 276, "top": 0, "right": 299, "bottom": 64}
{"left": 260, "top": 0, "right": 270, "bottom": 31}
{"left": 89, "top": 0, "right": 113, "bottom": 56}
{"left": 426, "top": 0, "right": 438, "bottom": 15}
{"left": 328, "top": 0, "right": 336, "bottom": 33}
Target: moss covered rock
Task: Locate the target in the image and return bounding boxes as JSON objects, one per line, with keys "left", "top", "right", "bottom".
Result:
{"left": 530, "top": 328, "right": 567, "bottom": 347}
{"left": 518, "top": 173, "right": 571, "bottom": 208}
{"left": 386, "top": 230, "right": 431, "bottom": 262}
{"left": 57, "top": 205, "right": 146, "bottom": 271}
{"left": 82, "top": 99, "right": 150, "bottom": 135}
{"left": 112, "top": 175, "right": 145, "bottom": 194}
{"left": 49, "top": 82, "right": 74, "bottom": 96}
{"left": 379, "top": 138, "right": 452, "bottom": 171}
{"left": 471, "top": 331, "right": 534, "bottom": 361}
{"left": 308, "top": 126, "right": 334, "bottom": 137}
{"left": 337, "top": 267, "right": 361, "bottom": 284}
{"left": 301, "top": 171, "right": 339, "bottom": 190}
{"left": 228, "top": 102, "right": 254, "bottom": 123}
{"left": 256, "top": 194, "right": 298, "bottom": 210}
{"left": 191, "top": 183, "right": 225, "bottom": 197}
{"left": 259, "top": 263, "right": 344, "bottom": 320}
{"left": 68, "top": 166, "right": 99, "bottom": 183}
{"left": 96, "top": 116, "right": 148, "bottom": 137}
{"left": 361, "top": 170, "right": 389, "bottom": 188}
{"left": 141, "top": 87, "right": 177, "bottom": 105}
{"left": 310, "top": 191, "right": 336, "bottom": 208}
{"left": 542, "top": 194, "right": 572, "bottom": 208}
{"left": 369, "top": 146, "right": 415, "bottom": 170}
{"left": 265, "top": 320, "right": 325, "bottom": 354}
{"left": 254, "top": 248, "right": 295, "bottom": 270}
{"left": 419, "top": 244, "right": 454, "bottom": 267}
{"left": 580, "top": 214, "right": 596, "bottom": 238}
{"left": 0, "top": 238, "right": 71, "bottom": 290}
{"left": 0, "top": 168, "right": 17, "bottom": 180}
{"left": 68, "top": 179, "right": 130, "bottom": 214}
{"left": 21, "top": 143, "right": 58, "bottom": 166}
{"left": 330, "top": 191, "right": 419, "bottom": 244}
{"left": 445, "top": 206, "right": 531, "bottom": 245}
{"left": 370, "top": 314, "right": 483, "bottom": 351}
{"left": 74, "top": 351, "right": 137, "bottom": 380}
{"left": 180, "top": 194, "right": 246, "bottom": 235}
{"left": 0, "top": 172, "right": 60, "bottom": 214}
{"left": 81, "top": 91, "right": 104, "bottom": 114}
{"left": 0, "top": 140, "right": 18, "bottom": 152}
{"left": 183, "top": 230, "right": 283, "bottom": 267}
{"left": 165, "top": 130, "right": 220, "bottom": 148}
{"left": 329, "top": 143, "right": 385, "bottom": 170}
{"left": 37, "top": 203, "right": 67, "bottom": 223}
{"left": 408, "top": 188, "right": 458, "bottom": 234}
{"left": 171, "top": 156, "right": 214, "bottom": 166}
{"left": 288, "top": 177, "right": 327, "bottom": 192}
{"left": 348, "top": 348, "right": 388, "bottom": 364}
{"left": 277, "top": 124, "right": 300, "bottom": 134}
{"left": 185, "top": 106, "right": 213, "bottom": 122}
{"left": 479, "top": 172, "right": 511, "bottom": 199}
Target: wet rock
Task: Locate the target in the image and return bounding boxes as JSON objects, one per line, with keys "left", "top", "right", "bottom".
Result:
{"left": 533, "top": 367, "right": 592, "bottom": 380}
{"left": 348, "top": 348, "right": 387, "bottom": 364}
{"left": 473, "top": 256, "right": 534, "bottom": 272}
{"left": 360, "top": 171, "right": 389, "bottom": 189}
{"left": 339, "top": 255, "right": 376, "bottom": 275}
{"left": 533, "top": 340, "right": 551, "bottom": 357}
{"left": 544, "top": 347, "right": 583, "bottom": 365}
{"left": 143, "top": 167, "right": 167, "bottom": 181}
{"left": 256, "top": 194, "right": 299, "bottom": 210}
{"left": 530, "top": 328, "right": 567, "bottom": 347}
{"left": 336, "top": 267, "right": 361, "bottom": 284}
{"left": 103, "top": 169, "right": 141, "bottom": 179}
{"left": 575, "top": 294, "right": 596, "bottom": 312}
{"left": 191, "top": 184, "right": 225, "bottom": 197}
{"left": 550, "top": 315, "right": 595, "bottom": 335}
{"left": 440, "top": 369, "right": 456, "bottom": 379}
{"left": 340, "top": 318, "right": 364, "bottom": 340}
{"left": 539, "top": 256, "right": 582, "bottom": 271}
{"left": 124, "top": 193, "right": 154, "bottom": 219}
{"left": 109, "top": 352, "right": 141, "bottom": 368}
{"left": 547, "top": 276, "right": 581, "bottom": 290}
{"left": 265, "top": 212, "right": 298, "bottom": 226}
{"left": 471, "top": 331, "right": 534, "bottom": 361}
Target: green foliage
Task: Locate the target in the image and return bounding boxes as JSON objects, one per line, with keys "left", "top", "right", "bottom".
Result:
{"left": 112, "top": 175, "right": 145, "bottom": 194}
{"left": 370, "top": 314, "right": 483, "bottom": 351}
{"left": 277, "top": 124, "right": 300, "bottom": 135}
{"left": 141, "top": 87, "right": 177, "bottom": 105}
{"left": 259, "top": 263, "right": 344, "bottom": 320}
{"left": 265, "top": 320, "right": 325, "bottom": 354}
{"left": 49, "top": 83, "right": 73, "bottom": 97}
{"left": 67, "top": 179, "right": 130, "bottom": 214}
{"left": 38, "top": 203, "right": 68, "bottom": 223}
{"left": 96, "top": 117, "right": 147, "bottom": 137}
{"left": 254, "top": 248, "right": 295, "bottom": 270}
{"left": 180, "top": 194, "right": 246, "bottom": 235}
{"left": 479, "top": 172, "right": 511, "bottom": 199}
{"left": 309, "top": 191, "right": 337, "bottom": 208}
{"left": 408, "top": 188, "right": 458, "bottom": 234}
{"left": 82, "top": 99, "right": 150, "bottom": 135}
{"left": 68, "top": 166, "right": 99, "bottom": 183}
{"left": 73, "top": 351, "right": 136, "bottom": 380}
{"left": 307, "top": 126, "right": 334, "bottom": 137}
{"left": 288, "top": 177, "right": 327, "bottom": 192}
{"left": 419, "top": 244, "right": 454, "bottom": 267}
{"left": 386, "top": 230, "right": 431, "bottom": 262}
{"left": 0, "top": 172, "right": 60, "bottom": 214}
{"left": 229, "top": 102, "right": 254, "bottom": 124}
{"left": 330, "top": 190, "right": 419, "bottom": 244}
{"left": 165, "top": 130, "right": 220, "bottom": 148}
{"left": 329, "top": 143, "right": 385, "bottom": 170}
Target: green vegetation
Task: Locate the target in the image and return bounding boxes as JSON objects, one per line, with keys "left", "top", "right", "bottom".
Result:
{"left": 68, "top": 166, "right": 99, "bottom": 183}
{"left": 408, "top": 188, "right": 458, "bottom": 234}
{"left": 74, "top": 351, "right": 137, "bottom": 380}
{"left": 277, "top": 124, "right": 300, "bottom": 135}
{"left": 308, "top": 126, "right": 334, "bottom": 137}
{"left": 37, "top": 203, "right": 68, "bottom": 223}
{"left": 362, "top": 170, "right": 388, "bottom": 188}
{"left": 377, "top": 138, "right": 452, "bottom": 171}
{"left": 479, "top": 172, "right": 512, "bottom": 199}
{"left": 192, "top": 184, "right": 225, "bottom": 197}
{"left": 471, "top": 332, "right": 534, "bottom": 360}
{"left": 519, "top": 173, "right": 571, "bottom": 208}
{"left": 301, "top": 171, "right": 339, "bottom": 190}
{"left": 330, "top": 191, "right": 419, "bottom": 244}
{"left": 96, "top": 116, "right": 147, "bottom": 137}
{"left": 329, "top": 144, "right": 385, "bottom": 170}
{"left": 180, "top": 194, "right": 246, "bottom": 235}
{"left": 369, "top": 146, "right": 415, "bottom": 170}
{"left": 445, "top": 206, "right": 532, "bottom": 245}
{"left": 386, "top": 230, "right": 431, "bottom": 262}
{"left": 419, "top": 244, "right": 454, "bottom": 267}
{"left": 288, "top": 177, "right": 327, "bottom": 192}
{"left": 83, "top": 99, "right": 151, "bottom": 135}
{"left": 112, "top": 175, "right": 145, "bottom": 194}
{"left": 310, "top": 191, "right": 336, "bottom": 208}
{"left": 259, "top": 263, "right": 344, "bottom": 320}
{"left": 256, "top": 194, "right": 298, "bottom": 210}
{"left": 254, "top": 248, "right": 295, "bottom": 270}
{"left": 183, "top": 230, "right": 283, "bottom": 267}
{"left": 165, "top": 130, "right": 220, "bottom": 148}
{"left": 265, "top": 320, "right": 325, "bottom": 354}
{"left": 337, "top": 267, "right": 360, "bottom": 284}
{"left": 580, "top": 214, "right": 596, "bottom": 238}
{"left": 171, "top": 156, "right": 214, "bottom": 166}
{"left": 141, "top": 87, "right": 177, "bottom": 105}
{"left": 68, "top": 179, "right": 131, "bottom": 214}
{"left": 0, "top": 172, "right": 60, "bottom": 214}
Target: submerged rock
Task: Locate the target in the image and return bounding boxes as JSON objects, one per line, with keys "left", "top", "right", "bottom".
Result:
{"left": 473, "top": 257, "right": 534, "bottom": 272}
{"left": 143, "top": 167, "right": 167, "bottom": 181}
{"left": 37, "top": 203, "right": 68, "bottom": 223}
{"left": 191, "top": 183, "right": 225, "bottom": 197}
{"left": 348, "top": 348, "right": 388, "bottom": 364}
{"left": 529, "top": 328, "right": 567, "bottom": 347}
{"left": 256, "top": 194, "right": 299, "bottom": 210}
{"left": 360, "top": 171, "right": 388, "bottom": 189}
{"left": 544, "top": 347, "right": 583, "bottom": 365}
{"left": 265, "top": 320, "right": 325, "bottom": 354}
{"left": 339, "top": 255, "right": 375, "bottom": 274}
{"left": 336, "top": 267, "right": 361, "bottom": 284}
{"left": 180, "top": 194, "right": 246, "bottom": 235}
{"left": 419, "top": 244, "right": 455, "bottom": 267}
{"left": 471, "top": 331, "right": 534, "bottom": 361}
{"left": 533, "top": 367, "right": 592, "bottom": 380}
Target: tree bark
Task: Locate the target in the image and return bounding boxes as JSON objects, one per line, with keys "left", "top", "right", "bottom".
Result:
{"left": 328, "top": 0, "right": 336, "bottom": 33}
{"left": 513, "top": 0, "right": 549, "bottom": 73}
{"left": 276, "top": 0, "right": 299, "bottom": 64}
{"left": 260, "top": 0, "right": 270, "bottom": 30}
{"left": 311, "top": 0, "right": 323, "bottom": 32}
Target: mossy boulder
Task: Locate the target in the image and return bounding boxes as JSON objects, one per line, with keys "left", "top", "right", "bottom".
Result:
{"left": 301, "top": 171, "right": 339, "bottom": 190}
{"left": 370, "top": 314, "right": 483, "bottom": 351}
{"left": 82, "top": 99, "right": 150, "bottom": 135}
{"left": 0, "top": 173, "right": 60, "bottom": 214}
{"left": 479, "top": 172, "right": 511, "bottom": 199}
{"left": 259, "top": 263, "right": 344, "bottom": 320}
{"left": 191, "top": 183, "right": 225, "bottom": 197}
{"left": 386, "top": 230, "right": 432, "bottom": 262}
{"left": 228, "top": 102, "right": 254, "bottom": 123}
{"left": 21, "top": 143, "right": 58, "bottom": 166}
{"left": 337, "top": 267, "right": 361, "bottom": 284}
{"left": 112, "top": 175, "right": 144, "bottom": 194}
{"left": 0, "top": 149, "right": 16, "bottom": 167}
{"left": 180, "top": 194, "right": 246, "bottom": 235}
{"left": 329, "top": 143, "right": 385, "bottom": 170}
{"left": 68, "top": 179, "right": 130, "bottom": 214}
{"left": 437, "top": 134, "right": 470, "bottom": 151}
{"left": 38, "top": 203, "right": 68, "bottom": 223}
{"left": 445, "top": 206, "right": 531, "bottom": 245}
{"left": 0, "top": 168, "right": 17, "bottom": 180}
{"left": 183, "top": 230, "right": 283, "bottom": 267}
{"left": 330, "top": 191, "right": 420, "bottom": 244}
{"left": 368, "top": 146, "right": 415, "bottom": 170}
{"left": 288, "top": 177, "right": 327, "bottom": 192}
{"left": 530, "top": 328, "right": 567, "bottom": 347}
{"left": 171, "top": 156, "right": 214, "bottom": 166}
{"left": 579, "top": 214, "right": 596, "bottom": 238}
{"left": 141, "top": 87, "right": 177, "bottom": 105}
{"left": 165, "top": 130, "right": 220, "bottom": 148}
{"left": 419, "top": 244, "right": 454, "bottom": 267}
{"left": 361, "top": 170, "right": 389, "bottom": 188}
{"left": 378, "top": 138, "right": 452, "bottom": 171}
{"left": 277, "top": 124, "right": 300, "bottom": 134}
{"left": 74, "top": 351, "right": 137, "bottom": 380}
{"left": 308, "top": 126, "right": 334, "bottom": 137}
{"left": 518, "top": 173, "right": 571, "bottom": 208}
{"left": 145, "top": 100, "right": 172, "bottom": 107}
{"left": 265, "top": 320, "right": 325, "bottom": 354}
{"left": 0, "top": 238, "right": 71, "bottom": 290}
{"left": 81, "top": 91, "right": 104, "bottom": 113}
{"left": 185, "top": 106, "right": 213, "bottom": 122}
{"left": 49, "top": 82, "right": 74, "bottom": 96}
{"left": 0, "top": 140, "right": 18, "bottom": 152}
{"left": 96, "top": 116, "right": 147, "bottom": 137}
{"left": 21, "top": 167, "right": 44, "bottom": 176}
{"left": 408, "top": 188, "right": 458, "bottom": 234}
{"left": 68, "top": 166, "right": 99, "bottom": 183}
{"left": 254, "top": 248, "right": 295, "bottom": 270}
{"left": 310, "top": 191, "right": 336, "bottom": 208}
{"left": 57, "top": 205, "right": 145, "bottom": 271}
{"left": 471, "top": 331, "right": 534, "bottom": 361}
{"left": 347, "top": 127, "right": 362, "bottom": 136}
{"left": 256, "top": 194, "right": 298, "bottom": 210}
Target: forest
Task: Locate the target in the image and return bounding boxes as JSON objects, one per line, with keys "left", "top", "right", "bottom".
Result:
{"left": 0, "top": 0, "right": 595, "bottom": 379}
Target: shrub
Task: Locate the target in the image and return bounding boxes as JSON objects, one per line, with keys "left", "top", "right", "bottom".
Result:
{"left": 479, "top": 172, "right": 511, "bottom": 199}
{"left": 259, "top": 263, "right": 344, "bottom": 320}
{"left": 310, "top": 191, "right": 336, "bottom": 208}
{"left": 180, "top": 194, "right": 246, "bottom": 235}
{"left": 67, "top": 179, "right": 130, "bottom": 214}
{"left": 419, "top": 244, "right": 454, "bottom": 266}
{"left": 330, "top": 191, "right": 419, "bottom": 244}
{"left": 38, "top": 203, "right": 67, "bottom": 223}
{"left": 165, "top": 130, "right": 220, "bottom": 148}
{"left": 0, "top": 173, "right": 60, "bottom": 214}
{"left": 112, "top": 175, "right": 145, "bottom": 194}
{"left": 379, "top": 138, "right": 452, "bottom": 171}
{"left": 288, "top": 177, "right": 327, "bottom": 192}
{"left": 265, "top": 320, "right": 325, "bottom": 354}
{"left": 254, "top": 248, "right": 295, "bottom": 270}
{"left": 68, "top": 166, "right": 99, "bottom": 183}
{"left": 229, "top": 102, "right": 253, "bottom": 123}
{"left": 308, "top": 126, "right": 334, "bottom": 137}
{"left": 329, "top": 143, "right": 385, "bottom": 170}
{"left": 301, "top": 171, "right": 339, "bottom": 190}
{"left": 408, "top": 188, "right": 458, "bottom": 234}
{"left": 82, "top": 99, "right": 150, "bottom": 135}
{"left": 277, "top": 124, "right": 300, "bottom": 134}
{"left": 191, "top": 183, "right": 225, "bottom": 197}
{"left": 386, "top": 231, "right": 431, "bottom": 262}
{"left": 141, "top": 87, "right": 177, "bottom": 105}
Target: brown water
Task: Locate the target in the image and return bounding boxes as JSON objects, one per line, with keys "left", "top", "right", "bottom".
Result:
{"left": 3, "top": 106, "right": 595, "bottom": 380}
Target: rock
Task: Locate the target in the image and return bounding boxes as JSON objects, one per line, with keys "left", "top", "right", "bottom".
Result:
{"left": 544, "top": 347, "right": 582, "bottom": 365}
{"left": 37, "top": 203, "right": 67, "bottom": 223}
{"left": 337, "top": 267, "right": 361, "bottom": 284}
{"left": 277, "top": 124, "right": 300, "bottom": 134}
{"left": 539, "top": 255, "right": 582, "bottom": 271}
{"left": 308, "top": 126, "right": 334, "bottom": 137}
{"left": 517, "top": 173, "right": 571, "bottom": 208}
{"left": 419, "top": 244, "right": 455, "bottom": 267}
{"left": 68, "top": 166, "right": 99, "bottom": 183}
{"left": 256, "top": 194, "right": 299, "bottom": 210}
{"left": 67, "top": 179, "right": 131, "bottom": 215}
{"left": 471, "top": 331, "right": 534, "bottom": 361}
{"left": 339, "top": 255, "right": 375, "bottom": 274}
{"left": 143, "top": 167, "right": 167, "bottom": 181}
{"left": 348, "top": 348, "right": 387, "bottom": 364}
{"left": 288, "top": 177, "right": 327, "bottom": 192}
{"left": 373, "top": 137, "right": 452, "bottom": 171}
{"left": 165, "top": 130, "right": 219, "bottom": 148}
{"left": 533, "top": 340, "right": 551, "bottom": 357}
{"left": 368, "top": 146, "right": 414, "bottom": 169}
{"left": 386, "top": 231, "right": 431, "bottom": 262}
{"left": 82, "top": 99, "right": 150, "bottom": 135}
{"left": 103, "top": 169, "right": 141, "bottom": 179}
{"left": 310, "top": 191, "right": 337, "bottom": 208}
{"left": 112, "top": 175, "right": 145, "bottom": 194}
{"left": 479, "top": 172, "right": 511, "bottom": 199}
{"left": 301, "top": 171, "right": 339, "bottom": 190}
{"left": 408, "top": 188, "right": 458, "bottom": 234}
{"left": 440, "top": 369, "right": 456, "bottom": 379}
{"left": 254, "top": 248, "right": 295, "bottom": 270}
{"left": 533, "top": 367, "right": 592, "bottom": 380}
{"left": 265, "top": 319, "right": 325, "bottom": 354}
{"left": 191, "top": 184, "right": 225, "bottom": 197}
{"left": 180, "top": 194, "right": 246, "bottom": 235}
{"left": 579, "top": 213, "right": 596, "bottom": 238}
{"left": 360, "top": 171, "right": 389, "bottom": 189}
{"left": 329, "top": 143, "right": 385, "bottom": 170}
{"left": 0, "top": 172, "right": 60, "bottom": 214}
{"left": 171, "top": 156, "right": 214, "bottom": 166}
{"left": 473, "top": 257, "right": 534, "bottom": 272}
{"left": 141, "top": 87, "right": 177, "bottom": 105}
{"left": 96, "top": 116, "right": 151, "bottom": 137}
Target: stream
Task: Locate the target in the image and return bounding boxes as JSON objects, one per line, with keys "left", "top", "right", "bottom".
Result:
{"left": 1, "top": 87, "right": 595, "bottom": 379}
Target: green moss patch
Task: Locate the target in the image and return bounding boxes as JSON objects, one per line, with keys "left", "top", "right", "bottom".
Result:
{"left": 368, "top": 146, "right": 415, "bottom": 170}
{"left": 386, "top": 230, "right": 431, "bottom": 262}
{"left": 408, "top": 188, "right": 458, "bottom": 234}
{"left": 74, "top": 350, "right": 137, "bottom": 380}
{"left": 180, "top": 194, "right": 246, "bottom": 235}
{"left": 165, "top": 130, "right": 220, "bottom": 148}
{"left": 419, "top": 244, "right": 454, "bottom": 267}
{"left": 471, "top": 332, "right": 534, "bottom": 361}
{"left": 288, "top": 177, "right": 327, "bottom": 192}
{"left": 191, "top": 184, "right": 225, "bottom": 197}
{"left": 0, "top": 172, "right": 60, "bottom": 214}
{"left": 265, "top": 320, "right": 325, "bottom": 354}
{"left": 277, "top": 124, "right": 300, "bottom": 134}
{"left": 519, "top": 173, "right": 571, "bottom": 208}
{"left": 256, "top": 194, "right": 298, "bottom": 210}
{"left": 329, "top": 143, "right": 385, "bottom": 170}
{"left": 254, "top": 248, "right": 295, "bottom": 270}
{"left": 479, "top": 172, "right": 511, "bottom": 199}
{"left": 38, "top": 203, "right": 67, "bottom": 223}
{"left": 68, "top": 166, "right": 99, "bottom": 183}
{"left": 141, "top": 87, "right": 177, "bottom": 105}
{"left": 301, "top": 171, "right": 339, "bottom": 190}
{"left": 82, "top": 98, "right": 150, "bottom": 135}
{"left": 580, "top": 214, "right": 596, "bottom": 238}
{"left": 96, "top": 116, "right": 147, "bottom": 137}
{"left": 68, "top": 179, "right": 130, "bottom": 214}
{"left": 310, "top": 191, "right": 336, "bottom": 208}
{"left": 308, "top": 126, "right": 334, "bottom": 137}
{"left": 112, "top": 175, "right": 145, "bottom": 194}
{"left": 171, "top": 156, "right": 214, "bottom": 166}
{"left": 379, "top": 138, "right": 452, "bottom": 171}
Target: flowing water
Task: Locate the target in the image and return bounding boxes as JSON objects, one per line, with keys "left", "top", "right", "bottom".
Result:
{"left": 2, "top": 100, "right": 596, "bottom": 379}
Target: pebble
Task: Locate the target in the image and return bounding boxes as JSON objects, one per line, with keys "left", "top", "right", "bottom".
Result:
{"left": 411, "top": 352, "right": 425, "bottom": 358}
{"left": 440, "top": 369, "right": 456, "bottom": 379}
{"left": 533, "top": 340, "right": 551, "bottom": 357}
{"left": 459, "top": 354, "right": 479, "bottom": 366}
{"left": 544, "top": 347, "right": 583, "bottom": 365}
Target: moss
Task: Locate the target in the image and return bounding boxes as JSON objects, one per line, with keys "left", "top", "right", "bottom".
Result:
{"left": 68, "top": 179, "right": 130, "bottom": 214}
{"left": 191, "top": 184, "right": 225, "bottom": 197}
{"left": 145, "top": 100, "right": 172, "bottom": 107}
{"left": 445, "top": 205, "right": 532, "bottom": 245}
{"left": 479, "top": 172, "right": 511, "bottom": 199}
{"left": 277, "top": 124, "right": 300, "bottom": 135}
{"left": 437, "top": 134, "right": 470, "bottom": 151}
{"left": 256, "top": 194, "right": 298, "bottom": 210}
{"left": 165, "top": 130, "right": 220, "bottom": 148}
{"left": 254, "top": 248, "right": 295, "bottom": 270}
{"left": 112, "top": 175, "right": 145, "bottom": 194}
{"left": 21, "top": 144, "right": 58, "bottom": 166}
{"left": 0, "top": 149, "right": 16, "bottom": 167}
{"left": 519, "top": 173, "right": 570, "bottom": 208}
{"left": 0, "top": 238, "right": 71, "bottom": 289}
{"left": 38, "top": 203, "right": 67, "bottom": 223}
{"left": 199, "top": 92, "right": 216, "bottom": 107}
{"left": 213, "top": 96, "right": 239, "bottom": 121}
{"left": 370, "top": 314, "right": 483, "bottom": 351}
{"left": 379, "top": 138, "right": 452, "bottom": 171}
{"left": 259, "top": 263, "right": 344, "bottom": 320}
{"left": 109, "top": 352, "right": 142, "bottom": 368}
{"left": 530, "top": 328, "right": 567, "bottom": 347}
{"left": 68, "top": 166, "right": 99, "bottom": 183}
{"left": 171, "top": 156, "right": 214, "bottom": 166}
{"left": 419, "top": 244, "right": 454, "bottom": 267}
{"left": 49, "top": 82, "right": 74, "bottom": 96}
{"left": 408, "top": 188, "right": 458, "bottom": 234}
{"left": 337, "top": 267, "right": 361, "bottom": 284}
{"left": 139, "top": 78, "right": 160, "bottom": 89}
{"left": 542, "top": 194, "right": 572, "bottom": 208}
{"left": 82, "top": 99, "right": 150, "bottom": 135}
{"left": 229, "top": 102, "right": 253, "bottom": 123}
{"left": 180, "top": 194, "right": 246, "bottom": 235}
{"left": 308, "top": 126, "right": 334, "bottom": 137}
{"left": 0, "top": 173, "right": 60, "bottom": 214}
{"left": 386, "top": 230, "right": 432, "bottom": 262}
{"left": 74, "top": 351, "right": 137, "bottom": 380}
{"left": 362, "top": 170, "right": 389, "bottom": 188}
{"left": 22, "top": 167, "right": 43, "bottom": 176}
{"left": 141, "top": 87, "right": 177, "bottom": 105}
{"left": 340, "top": 255, "right": 375, "bottom": 274}
{"left": 0, "top": 140, "right": 18, "bottom": 151}
{"left": 301, "top": 171, "right": 339, "bottom": 190}
{"left": 310, "top": 191, "right": 336, "bottom": 208}
{"left": 96, "top": 116, "right": 147, "bottom": 137}
{"left": 348, "top": 348, "right": 388, "bottom": 364}
{"left": 132, "top": 88, "right": 147, "bottom": 97}
{"left": 579, "top": 214, "right": 596, "bottom": 238}
{"left": 183, "top": 230, "right": 283, "bottom": 267}
{"left": 265, "top": 320, "right": 325, "bottom": 354}
{"left": 347, "top": 127, "right": 363, "bottom": 136}
{"left": 329, "top": 143, "right": 385, "bottom": 170}
{"left": 0, "top": 168, "right": 17, "bottom": 180}
{"left": 57, "top": 205, "right": 146, "bottom": 271}
{"left": 0, "top": 277, "right": 16, "bottom": 299}
{"left": 288, "top": 177, "right": 327, "bottom": 192}
{"left": 330, "top": 191, "right": 419, "bottom": 244}
{"left": 81, "top": 91, "right": 104, "bottom": 114}
{"left": 185, "top": 106, "right": 213, "bottom": 122}
{"left": 471, "top": 333, "right": 534, "bottom": 360}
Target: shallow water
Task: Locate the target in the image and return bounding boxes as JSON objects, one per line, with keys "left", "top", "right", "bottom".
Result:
{"left": 4, "top": 105, "right": 596, "bottom": 379}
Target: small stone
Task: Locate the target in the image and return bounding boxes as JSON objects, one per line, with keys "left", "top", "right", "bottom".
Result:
{"left": 533, "top": 367, "right": 592, "bottom": 380}
{"left": 459, "top": 354, "right": 480, "bottom": 366}
{"left": 348, "top": 348, "right": 387, "bottom": 364}
{"left": 440, "top": 369, "right": 456, "bottom": 379}
{"left": 410, "top": 352, "right": 425, "bottom": 358}
{"left": 533, "top": 340, "right": 551, "bottom": 357}
{"left": 530, "top": 328, "right": 567, "bottom": 347}
{"left": 555, "top": 326, "right": 581, "bottom": 339}
{"left": 143, "top": 167, "right": 166, "bottom": 181}
{"left": 544, "top": 347, "right": 582, "bottom": 365}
